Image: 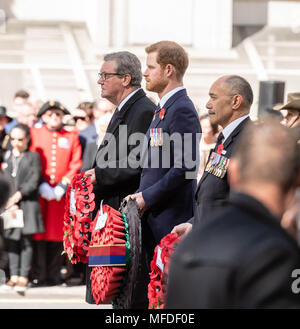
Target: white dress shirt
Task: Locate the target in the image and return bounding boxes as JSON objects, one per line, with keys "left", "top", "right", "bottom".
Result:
{"left": 159, "top": 86, "right": 185, "bottom": 108}
{"left": 221, "top": 114, "right": 249, "bottom": 143}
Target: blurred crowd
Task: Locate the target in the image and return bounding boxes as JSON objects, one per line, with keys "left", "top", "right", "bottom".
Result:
{"left": 0, "top": 89, "right": 114, "bottom": 292}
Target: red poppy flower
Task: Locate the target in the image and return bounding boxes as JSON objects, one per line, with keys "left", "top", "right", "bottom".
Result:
{"left": 76, "top": 183, "right": 93, "bottom": 195}
{"left": 77, "top": 192, "right": 95, "bottom": 203}
{"left": 77, "top": 200, "right": 95, "bottom": 214}
{"left": 217, "top": 144, "right": 224, "bottom": 155}
{"left": 79, "top": 217, "right": 93, "bottom": 233}
{"left": 159, "top": 108, "right": 166, "bottom": 120}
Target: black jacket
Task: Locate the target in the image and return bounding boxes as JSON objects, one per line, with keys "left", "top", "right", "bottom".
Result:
{"left": 194, "top": 117, "right": 250, "bottom": 224}
{"left": 2, "top": 150, "right": 44, "bottom": 240}
{"left": 166, "top": 192, "right": 300, "bottom": 309}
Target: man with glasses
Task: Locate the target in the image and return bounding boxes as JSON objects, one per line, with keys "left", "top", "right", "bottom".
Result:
{"left": 84, "top": 51, "right": 155, "bottom": 304}
{"left": 30, "top": 101, "right": 82, "bottom": 286}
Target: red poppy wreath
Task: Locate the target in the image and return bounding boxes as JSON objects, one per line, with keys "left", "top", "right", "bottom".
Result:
{"left": 88, "top": 203, "right": 128, "bottom": 305}
{"left": 88, "top": 198, "right": 142, "bottom": 309}
{"left": 62, "top": 172, "right": 95, "bottom": 264}
{"left": 148, "top": 232, "right": 181, "bottom": 309}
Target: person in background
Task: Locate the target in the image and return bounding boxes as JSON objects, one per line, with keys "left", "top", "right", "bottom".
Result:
{"left": 0, "top": 177, "right": 10, "bottom": 276}
{"left": 5, "top": 90, "right": 30, "bottom": 134}
{"left": 0, "top": 124, "right": 44, "bottom": 293}
{"left": 274, "top": 92, "right": 300, "bottom": 243}
{"left": 70, "top": 108, "right": 91, "bottom": 154}
{"left": 72, "top": 108, "right": 90, "bottom": 133}
{"left": 274, "top": 93, "right": 300, "bottom": 129}
{"left": 81, "top": 102, "right": 114, "bottom": 171}
{"left": 198, "top": 113, "right": 219, "bottom": 180}
{"left": 166, "top": 120, "right": 300, "bottom": 309}
{"left": 77, "top": 101, "right": 95, "bottom": 123}
{"left": 30, "top": 101, "right": 82, "bottom": 286}
{"left": 79, "top": 98, "right": 115, "bottom": 150}
{"left": 17, "top": 102, "right": 38, "bottom": 129}
{"left": 0, "top": 106, "right": 11, "bottom": 164}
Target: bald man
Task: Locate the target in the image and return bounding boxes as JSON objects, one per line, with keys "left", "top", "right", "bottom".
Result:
{"left": 173, "top": 75, "right": 253, "bottom": 236}
{"left": 166, "top": 119, "right": 300, "bottom": 308}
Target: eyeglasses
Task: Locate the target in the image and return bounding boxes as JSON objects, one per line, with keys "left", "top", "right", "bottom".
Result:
{"left": 97, "top": 72, "right": 123, "bottom": 81}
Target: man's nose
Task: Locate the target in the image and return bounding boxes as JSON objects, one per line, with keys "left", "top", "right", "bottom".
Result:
{"left": 143, "top": 69, "right": 149, "bottom": 77}
{"left": 206, "top": 100, "right": 211, "bottom": 109}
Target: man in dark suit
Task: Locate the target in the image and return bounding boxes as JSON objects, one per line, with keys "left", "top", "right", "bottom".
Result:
{"left": 166, "top": 120, "right": 300, "bottom": 308}
{"left": 173, "top": 75, "right": 253, "bottom": 237}
{"left": 84, "top": 51, "right": 155, "bottom": 303}
{"left": 126, "top": 41, "right": 201, "bottom": 307}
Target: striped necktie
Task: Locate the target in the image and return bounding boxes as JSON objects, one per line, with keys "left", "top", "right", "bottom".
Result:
{"left": 154, "top": 104, "right": 161, "bottom": 119}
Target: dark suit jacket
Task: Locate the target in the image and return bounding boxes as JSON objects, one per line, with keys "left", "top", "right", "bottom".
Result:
{"left": 138, "top": 89, "right": 201, "bottom": 245}
{"left": 194, "top": 117, "right": 250, "bottom": 225}
{"left": 85, "top": 89, "right": 155, "bottom": 304}
{"left": 2, "top": 150, "right": 44, "bottom": 240}
{"left": 166, "top": 192, "right": 300, "bottom": 309}
{"left": 92, "top": 89, "right": 155, "bottom": 211}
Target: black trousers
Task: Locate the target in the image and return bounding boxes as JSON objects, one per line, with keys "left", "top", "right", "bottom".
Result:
{"left": 33, "top": 240, "right": 62, "bottom": 284}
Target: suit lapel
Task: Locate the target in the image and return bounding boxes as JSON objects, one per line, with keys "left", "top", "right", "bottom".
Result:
{"left": 93, "top": 89, "right": 147, "bottom": 166}
{"left": 222, "top": 117, "right": 250, "bottom": 150}
{"left": 147, "top": 89, "right": 187, "bottom": 141}
{"left": 103, "top": 89, "right": 147, "bottom": 141}
{"left": 196, "top": 117, "right": 250, "bottom": 195}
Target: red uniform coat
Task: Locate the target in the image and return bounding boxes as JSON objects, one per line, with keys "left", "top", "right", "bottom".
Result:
{"left": 30, "top": 125, "right": 82, "bottom": 241}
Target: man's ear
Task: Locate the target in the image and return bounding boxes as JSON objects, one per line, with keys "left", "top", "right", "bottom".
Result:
{"left": 231, "top": 94, "right": 243, "bottom": 110}
{"left": 228, "top": 157, "right": 240, "bottom": 188}
{"left": 164, "top": 64, "right": 176, "bottom": 78}
{"left": 122, "top": 74, "right": 132, "bottom": 87}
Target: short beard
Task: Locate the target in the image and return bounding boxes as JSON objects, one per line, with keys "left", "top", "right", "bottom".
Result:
{"left": 146, "top": 76, "right": 168, "bottom": 94}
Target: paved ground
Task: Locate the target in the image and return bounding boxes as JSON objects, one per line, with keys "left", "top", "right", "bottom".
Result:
{"left": 0, "top": 284, "right": 112, "bottom": 309}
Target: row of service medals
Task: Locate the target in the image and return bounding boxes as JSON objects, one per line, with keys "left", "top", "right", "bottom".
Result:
{"left": 205, "top": 150, "right": 230, "bottom": 179}
{"left": 150, "top": 128, "right": 163, "bottom": 147}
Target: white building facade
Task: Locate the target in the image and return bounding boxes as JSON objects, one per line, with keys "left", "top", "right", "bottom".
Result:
{"left": 0, "top": 0, "right": 299, "bottom": 117}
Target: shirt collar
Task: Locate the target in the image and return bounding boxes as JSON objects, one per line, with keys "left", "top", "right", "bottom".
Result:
{"left": 221, "top": 114, "right": 249, "bottom": 143}
{"left": 159, "top": 86, "right": 185, "bottom": 108}
{"left": 118, "top": 88, "right": 141, "bottom": 111}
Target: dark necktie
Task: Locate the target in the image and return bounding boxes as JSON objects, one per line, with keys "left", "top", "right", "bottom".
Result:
{"left": 214, "top": 132, "right": 224, "bottom": 151}
{"left": 154, "top": 104, "right": 161, "bottom": 119}
{"left": 107, "top": 107, "right": 119, "bottom": 130}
